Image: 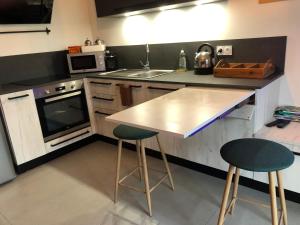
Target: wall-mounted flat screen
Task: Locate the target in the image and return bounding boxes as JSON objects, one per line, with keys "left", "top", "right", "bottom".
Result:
{"left": 0, "top": 0, "right": 54, "bottom": 24}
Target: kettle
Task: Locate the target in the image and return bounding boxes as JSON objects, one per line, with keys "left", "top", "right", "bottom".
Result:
{"left": 194, "top": 43, "right": 215, "bottom": 75}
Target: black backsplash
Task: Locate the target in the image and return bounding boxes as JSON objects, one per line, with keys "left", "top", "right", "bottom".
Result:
{"left": 108, "top": 36, "right": 287, "bottom": 73}
{"left": 0, "top": 50, "right": 69, "bottom": 84}
{"left": 0, "top": 36, "right": 286, "bottom": 85}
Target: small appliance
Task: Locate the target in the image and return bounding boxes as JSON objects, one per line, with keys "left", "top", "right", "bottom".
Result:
{"left": 105, "top": 50, "right": 119, "bottom": 71}
{"left": 194, "top": 43, "right": 215, "bottom": 75}
{"left": 67, "top": 51, "right": 106, "bottom": 74}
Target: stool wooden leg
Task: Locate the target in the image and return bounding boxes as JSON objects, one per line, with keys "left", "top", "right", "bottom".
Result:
{"left": 140, "top": 140, "right": 152, "bottom": 216}
{"left": 114, "top": 139, "right": 123, "bottom": 203}
{"left": 136, "top": 140, "right": 143, "bottom": 181}
{"left": 229, "top": 168, "right": 240, "bottom": 215}
{"left": 269, "top": 172, "right": 279, "bottom": 225}
{"left": 217, "top": 165, "right": 235, "bottom": 225}
{"left": 156, "top": 135, "right": 175, "bottom": 191}
{"left": 277, "top": 171, "right": 288, "bottom": 225}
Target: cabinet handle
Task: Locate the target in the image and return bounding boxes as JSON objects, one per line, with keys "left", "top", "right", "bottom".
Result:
{"left": 130, "top": 85, "right": 142, "bottom": 88}
{"left": 147, "top": 87, "right": 179, "bottom": 91}
{"left": 8, "top": 94, "right": 29, "bottom": 100}
{"left": 116, "top": 84, "right": 142, "bottom": 88}
{"left": 95, "top": 111, "right": 112, "bottom": 116}
{"left": 92, "top": 96, "right": 114, "bottom": 101}
{"left": 50, "top": 131, "right": 90, "bottom": 147}
{"left": 90, "top": 81, "right": 112, "bottom": 86}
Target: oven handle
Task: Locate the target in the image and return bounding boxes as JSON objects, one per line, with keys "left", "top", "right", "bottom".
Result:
{"left": 45, "top": 91, "right": 82, "bottom": 103}
{"left": 50, "top": 130, "right": 90, "bottom": 147}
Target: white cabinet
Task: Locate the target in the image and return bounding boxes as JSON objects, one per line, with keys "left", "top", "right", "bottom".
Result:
{"left": 0, "top": 90, "right": 46, "bottom": 165}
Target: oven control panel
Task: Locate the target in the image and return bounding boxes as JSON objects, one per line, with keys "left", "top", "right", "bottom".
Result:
{"left": 33, "top": 79, "right": 84, "bottom": 99}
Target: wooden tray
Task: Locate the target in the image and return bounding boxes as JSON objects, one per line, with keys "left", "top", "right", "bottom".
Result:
{"left": 214, "top": 59, "right": 275, "bottom": 79}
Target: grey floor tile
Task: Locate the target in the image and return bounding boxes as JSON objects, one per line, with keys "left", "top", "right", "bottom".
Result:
{"left": 0, "top": 141, "right": 298, "bottom": 225}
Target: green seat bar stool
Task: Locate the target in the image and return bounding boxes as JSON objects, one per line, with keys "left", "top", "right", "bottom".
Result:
{"left": 113, "top": 124, "right": 175, "bottom": 216}
{"left": 217, "top": 138, "right": 294, "bottom": 225}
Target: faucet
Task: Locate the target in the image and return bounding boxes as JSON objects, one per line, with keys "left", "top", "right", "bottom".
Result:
{"left": 140, "top": 44, "right": 150, "bottom": 70}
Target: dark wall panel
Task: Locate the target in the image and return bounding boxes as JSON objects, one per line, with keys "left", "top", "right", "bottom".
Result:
{"left": 109, "top": 36, "right": 287, "bottom": 73}
{"left": 0, "top": 51, "right": 69, "bottom": 84}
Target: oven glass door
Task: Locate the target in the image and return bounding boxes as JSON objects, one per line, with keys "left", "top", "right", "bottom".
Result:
{"left": 36, "top": 89, "right": 90, "bottom": 141}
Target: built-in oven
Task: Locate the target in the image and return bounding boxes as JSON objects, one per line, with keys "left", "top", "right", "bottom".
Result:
{"left": 33, "top": 79, "right": 90, "bottom": 142}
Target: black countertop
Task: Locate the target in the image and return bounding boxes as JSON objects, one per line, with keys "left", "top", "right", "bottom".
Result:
{"left": 84, "top": 70, "right": 283, "bottom": 90}
{"left": 0, "top": 70, "right": 283, "bottom": 95}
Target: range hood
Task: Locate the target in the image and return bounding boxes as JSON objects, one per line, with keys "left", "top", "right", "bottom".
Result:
{"left": 113, "top": 0, "right": 226, "bottom": 17}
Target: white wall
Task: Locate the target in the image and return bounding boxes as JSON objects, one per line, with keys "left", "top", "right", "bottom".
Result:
{"left": 92, "top": 0, "right": 300, "bottom": 105}
{"left": 0, "top": 0, "right": 94, "bottom": 57}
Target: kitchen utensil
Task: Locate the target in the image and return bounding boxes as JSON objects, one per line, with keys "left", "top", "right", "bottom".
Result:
{"left": 214, "top": 59, "right": 275, "bottom": 79}
{"left": 95, "top": 39, "right": 104, "bottom": 45}
{"left": 68, "top": 46, "right": 81, "bottom": 54}
{"left": 105, "top": 50, "right": 118, "bottom": 71}
{"left": 194, "top": 43, "right": 215, "bottom": 75}
{"left": 84, "top": 38, "right": 92, "bottom": 46}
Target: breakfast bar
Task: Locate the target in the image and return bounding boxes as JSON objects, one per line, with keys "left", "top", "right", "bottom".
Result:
{"left": 106, "top": 87, "right": 255, "bottom": 138}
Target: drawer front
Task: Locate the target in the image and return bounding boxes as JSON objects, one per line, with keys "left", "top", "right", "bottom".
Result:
{"left": 92, "top": 93, "right": 118, "bottom": 111}
{"left": 89, "top": 79, "right": 116, "bottom": 95}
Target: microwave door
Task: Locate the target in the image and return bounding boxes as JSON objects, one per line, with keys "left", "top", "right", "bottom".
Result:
{"left": 70, "top": 55, "right": 97, "bottom": 71}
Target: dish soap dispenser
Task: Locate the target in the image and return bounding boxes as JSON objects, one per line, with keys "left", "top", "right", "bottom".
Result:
{"left": 178, "top": 49, "right": 187, "bottom": 72}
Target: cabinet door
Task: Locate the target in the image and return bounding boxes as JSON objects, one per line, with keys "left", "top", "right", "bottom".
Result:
{"left": 0, "top": 90, "right": 46, "bottom": 165}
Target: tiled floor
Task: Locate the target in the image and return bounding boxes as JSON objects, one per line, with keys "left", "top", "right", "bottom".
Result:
{"left": 0, "top": 141, "right": 299, "bottom": 225}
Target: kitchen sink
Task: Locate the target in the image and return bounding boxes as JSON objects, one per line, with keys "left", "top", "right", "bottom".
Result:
{"left": 98, "top": 69, "right": 173, "bottom": 79}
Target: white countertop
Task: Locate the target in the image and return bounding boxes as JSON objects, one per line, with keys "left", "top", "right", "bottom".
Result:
{"left": 106, "top": 87, "right": 255, "bottom": 138}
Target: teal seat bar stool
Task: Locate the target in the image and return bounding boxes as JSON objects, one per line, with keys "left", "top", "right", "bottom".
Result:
{"left": 113, "top": 124, "right": 175, "bottom": 216}
{"left": 217, "top": 138, "right": 294, "bottom": 225}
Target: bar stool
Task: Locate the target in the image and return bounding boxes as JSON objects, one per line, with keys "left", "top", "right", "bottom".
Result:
{"left": 217, "top": 138, "right": 294, "bottom": 225}
{"left": 113, "top": 124, "right": 175, "bottom": 216}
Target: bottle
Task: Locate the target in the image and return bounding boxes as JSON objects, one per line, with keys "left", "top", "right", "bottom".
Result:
{"left": 178, "top": 49, "right": 187, "bottom": 72}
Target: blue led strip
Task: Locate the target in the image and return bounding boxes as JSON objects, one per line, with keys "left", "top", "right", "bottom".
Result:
{"left": 187, "top": 106, "right": 237, "bottom": 138}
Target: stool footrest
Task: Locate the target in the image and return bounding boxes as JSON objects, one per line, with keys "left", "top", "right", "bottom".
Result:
{"left": 119, "top": 167, "right": 140, "bottom": 184}
{"left": 119, "top": 183, "right": 145, "bottom": 193}
{"left": 224, "top": 196, "right": 284, "bottom": 225}
{"left": 150, "top": 174, "right": 169, "bottom": 193}
{"left": 118, "top": 166, "right": 170, "bottom": 194}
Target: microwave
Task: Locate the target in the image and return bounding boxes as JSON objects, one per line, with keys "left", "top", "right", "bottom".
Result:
{"left": 67, "top": 51, "right": 106, "bottom": 74}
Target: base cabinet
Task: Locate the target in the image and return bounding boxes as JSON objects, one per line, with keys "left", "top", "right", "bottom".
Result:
{"left": 0, "top": 90, "right": 46, "bottom": 165}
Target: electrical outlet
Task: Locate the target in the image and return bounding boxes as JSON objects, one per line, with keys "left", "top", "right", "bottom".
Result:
{"left": 216, "top": 45, "right": 233, "bottom": 56}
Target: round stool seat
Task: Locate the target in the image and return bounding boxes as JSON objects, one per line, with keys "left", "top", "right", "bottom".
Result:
{"left": 113, "top": 124, "right": 158, "bottom": 140}
{"left": 221, "top": 138, "right": 294, "bottom": 172}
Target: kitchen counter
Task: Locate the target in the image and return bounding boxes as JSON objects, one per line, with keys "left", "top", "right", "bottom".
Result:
{"left": 0, "top": 70, "right": 283, "bottom": 95}
{"left": 84, "top": 70, "right": 283, "bottom": 90}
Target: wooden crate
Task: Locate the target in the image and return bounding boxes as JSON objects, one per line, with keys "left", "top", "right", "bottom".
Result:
{"left": 214, "top": 59, "right": 275, "bottom": 79}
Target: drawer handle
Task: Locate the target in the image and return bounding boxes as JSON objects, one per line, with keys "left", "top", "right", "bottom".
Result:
{"left": 95, "top": 111, "right": 112, "bottom": 116}
{"left": 90, "top": 81, "right": 112, "bottom": 86}
{"left": 130, "top": 85, "right": 142, "bottom": 88}
{"left": 50, "top": 131, "right": 90, "bottom": 147}
{"left": 8, "top": 94, "right": 29, "bottom": 100}
{"left": 147, "top": 87, "right": 179, "bottom": 91}
{"left": 92, "top": 96, "right": 114, "bottom": 101}
{"left": 116, "top": 84, "right": 142, "bottom": 88}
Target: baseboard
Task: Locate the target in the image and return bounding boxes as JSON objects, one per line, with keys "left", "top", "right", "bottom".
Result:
{"left": 16, "top": 135, "right": 99, "bottom": 174}
{"left": 97, "top": 134, "right": 300, "bottom": 204}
